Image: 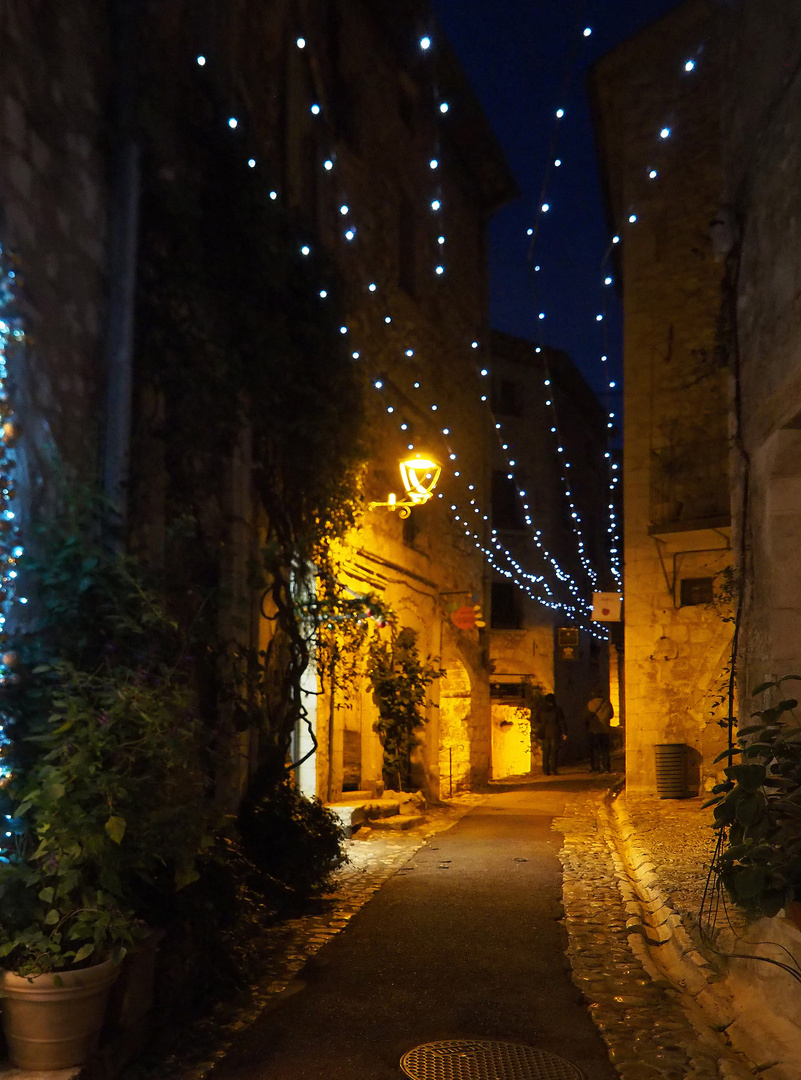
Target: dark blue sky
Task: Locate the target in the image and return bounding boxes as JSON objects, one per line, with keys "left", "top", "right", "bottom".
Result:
{"left": 432, "top": 0, "right": 681, "bottom": 398}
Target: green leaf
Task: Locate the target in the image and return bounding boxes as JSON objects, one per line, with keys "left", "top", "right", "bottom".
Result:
{"left": 734, "top": 865, "right": 766, "bottom": 900}
{"left": 175, "top": 864, "right": 199, "bottom": 890}
{"left": 38, "top": 887, "right": 55, "bottom": 904}
{"left": 105, "top": 815, "right": 126, "bottom": 845}
{"left": 44, "top": 909, "right": 60, "bottom": 926}
{"left": 735, "top": 793, "right": 764, "bottom": 827}
{"left": 753, "top": 681, "right": 777, "bottom": 696}
{"left": 713, "top": 747, "right": 741, "bottom": 764}
{"left": 725, "top": 763, "right": 767, "bottom": 792}
{"left": 73, "top": 943, "right": 96, "bottom": 964}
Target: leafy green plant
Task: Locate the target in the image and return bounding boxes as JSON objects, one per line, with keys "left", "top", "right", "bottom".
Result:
{"left": 237, "top": 778, "right": 347, "bottom": 907}
{"left": 366, "top": 626, "right": 443, "bottom": 792}
{"left": 0, "top": 489, "right": 219, "bottom": 975}
{"left": 706, "top": 676, "right": 801, "bottom": 917}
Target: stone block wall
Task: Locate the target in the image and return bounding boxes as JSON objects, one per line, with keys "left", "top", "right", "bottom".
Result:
{"left": 593, "top": 0, "right": 732, "bottom": 793}
{"left": 719, "top": 0, "right": 801, "bottom": 693}
{"left": 196, "top": 0, "right": 518, "bottom": 799}
{"left": 0, "top": 2, "right": 110, "bottom": 486}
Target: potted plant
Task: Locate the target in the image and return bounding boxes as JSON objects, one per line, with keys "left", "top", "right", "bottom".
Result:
{"left": 0, "top": 489, "right": 221, "bottom": 1067}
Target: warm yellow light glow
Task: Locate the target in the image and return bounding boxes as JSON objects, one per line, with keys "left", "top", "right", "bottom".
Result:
{"left": 369, "top": 456, "right": 441, "bottom": 518}
{"left": 399, "top": 457, "right": 441, "bottom": 504}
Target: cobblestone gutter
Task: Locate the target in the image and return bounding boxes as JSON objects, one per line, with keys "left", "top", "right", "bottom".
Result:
{"left": 556, "top": 787, "right": 801, "bottom": 1080}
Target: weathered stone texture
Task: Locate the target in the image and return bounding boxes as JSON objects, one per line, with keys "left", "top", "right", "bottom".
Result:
{"left": 593, "top": 0, "right": 731, "bottom": 793}
{"left": 720, "top": 0, "right": 801, "bottom": 688}
{"left": 0, "top": 1, "right": 109, "bottom": 476}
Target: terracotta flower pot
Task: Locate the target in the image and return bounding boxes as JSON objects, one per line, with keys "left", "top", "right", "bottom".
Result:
{"left": 1, "top": 957, "right": 118, "bottom": 1070}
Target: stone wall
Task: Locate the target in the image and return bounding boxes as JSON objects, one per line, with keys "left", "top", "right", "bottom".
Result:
{"left": 0, "top": 1, "right": 110, "bottom": 485}
{"left": 201, "top": 0, "right": 517, "bottom": 799}
{"left": 593, "top": 0, "right": 732, "bottom": 793}
{"left": 719, "top": 0, "right": 801, "bottom": 693}
{"left": 486, "top": 332, "right": 613, "bottom": 772}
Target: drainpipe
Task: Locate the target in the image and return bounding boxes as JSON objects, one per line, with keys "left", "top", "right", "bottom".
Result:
{"left": 102, "top": 0, "right": 142, "bottom": 538}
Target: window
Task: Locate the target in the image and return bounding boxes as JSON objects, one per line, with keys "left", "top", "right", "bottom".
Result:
{"left": 491, "top": 582, "right": 522, "bottom": 629}
{"left": 679, "top": 577, "right": 714, "bottom": 606}
{"left": 491, "top": 471, "right": 524, "bottom": 531}
{"left": 491, "top": 378, "right": 521, "bottom": 416}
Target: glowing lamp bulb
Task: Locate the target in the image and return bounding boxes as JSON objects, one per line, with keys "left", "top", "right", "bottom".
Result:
{"left": 660, "top": 127, "right": 671, "bottom": 139}
{"left": 400, "top": 457, "right": 441, "bottom": 504}
{"left": 420, "top": 36, "right": 432, "bottom": 50}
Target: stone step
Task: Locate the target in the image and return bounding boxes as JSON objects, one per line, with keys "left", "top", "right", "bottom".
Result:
{"left": 329, "top": 790, "right": 373, "bottom": 803}
{"left": 367, "top": 813, "right": 424, "bottom": 831}
{"left": 362, "top": 800, "right": 400, "bottom": 819}
{"left": 327, "top": 804, "right": 366, "bottom": 836}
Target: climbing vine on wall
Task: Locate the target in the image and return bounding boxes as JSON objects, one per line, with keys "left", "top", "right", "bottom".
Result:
{"left": 134, "top": 72, "right": 367, "bottom": 790}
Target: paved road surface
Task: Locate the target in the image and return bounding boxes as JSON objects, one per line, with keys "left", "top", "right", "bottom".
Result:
{"left": 211, "top": 787, "right": 618, "bottom": 1080}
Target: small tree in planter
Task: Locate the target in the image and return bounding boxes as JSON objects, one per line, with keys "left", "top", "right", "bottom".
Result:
{"left": 366, "top": 626, "right": 444, "bottom": 793}
{"left": 706, "top": 676, "right": 801, "bottom": 918}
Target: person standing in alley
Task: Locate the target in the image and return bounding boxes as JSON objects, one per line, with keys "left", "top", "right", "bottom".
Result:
{"left": 586, "top": 689, "right": 613, "bottom": 772}
{"left": 533, "top": 692, "right": 567, "bottom": 776}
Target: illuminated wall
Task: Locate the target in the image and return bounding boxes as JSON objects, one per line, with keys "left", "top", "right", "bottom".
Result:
{"left": 593, "top": 0, "right": 732, "bottom": 794}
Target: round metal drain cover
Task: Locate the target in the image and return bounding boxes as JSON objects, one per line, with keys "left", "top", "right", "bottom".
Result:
{"left": 400, "top": 1039, "right": 584, "bottom": 1080}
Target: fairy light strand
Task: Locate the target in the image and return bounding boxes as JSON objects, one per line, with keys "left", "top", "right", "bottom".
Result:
{"left": 0, "top": 242, "right": 26, "bottom": 847}
{"left": 196, "top": 27, "right": 606, "bottom": 630}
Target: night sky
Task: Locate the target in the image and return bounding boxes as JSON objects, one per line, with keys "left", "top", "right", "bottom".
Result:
{"left": 431, "top": 0, "right": 681, "bottom": 400}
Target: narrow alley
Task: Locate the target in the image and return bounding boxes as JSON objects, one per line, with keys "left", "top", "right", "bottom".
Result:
{"left": 166, "top": 776, "right": 757, "bottom": 1080}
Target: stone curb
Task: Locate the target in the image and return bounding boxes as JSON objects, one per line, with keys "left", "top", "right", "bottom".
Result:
{"left": 605, "top": 790, "right": 797, "bottom": 1080}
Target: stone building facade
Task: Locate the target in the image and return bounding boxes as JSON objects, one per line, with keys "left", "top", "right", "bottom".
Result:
{"left": 0, "top": 0, "right": 524, "bottom": 802}
{"left": 717, "top": 1, "right": 801, "bottom": 697}
{"left": 592, "top": 0, "right": 732, "bottom": 795}
{"left": 269, "top": 1, "right": 518, "bottom": 800}
{"left": 486, "top": 331, "right": 613, "bottom": 778}
{"left": 0, "top": 2, "right": 111, "bottom": 495}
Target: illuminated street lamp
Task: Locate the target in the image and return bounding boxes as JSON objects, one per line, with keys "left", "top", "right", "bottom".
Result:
{"left": 369, "top": 456, "right": 441, "bottom": 518}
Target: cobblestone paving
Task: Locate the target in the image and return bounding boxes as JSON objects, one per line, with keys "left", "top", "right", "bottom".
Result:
{"left": 555, "top": 790, "right": 755, "bottom": 1080}
{"left": 621, "top": 795, "right": 747, "bottom": 955}
{"left": 141, "top": 787, "right": 762, "bottom": 1080}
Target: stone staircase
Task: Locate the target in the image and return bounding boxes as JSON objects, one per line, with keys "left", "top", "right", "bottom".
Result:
{"left": 327, "top": 789, "right": 426, "bottom": 836}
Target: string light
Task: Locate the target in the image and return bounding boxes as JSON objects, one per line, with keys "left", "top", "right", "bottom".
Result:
{"left": 0, "top": 243, "right": 25, "bottom": 844}
{"left": 200, "top": 31, "right": 606, "bottom": 633}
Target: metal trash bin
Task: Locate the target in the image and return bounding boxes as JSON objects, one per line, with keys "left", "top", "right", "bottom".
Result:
{"left": 654, "top": 743, "right": 688, "bottom": 798}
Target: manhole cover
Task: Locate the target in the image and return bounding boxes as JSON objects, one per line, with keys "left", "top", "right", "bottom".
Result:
{"left": 400, "top": 1040, "right": 584, "bottom": 1080}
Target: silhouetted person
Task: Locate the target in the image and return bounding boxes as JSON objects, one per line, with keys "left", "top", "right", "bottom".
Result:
{"left": 533, "top": 693, "right": 567, "bottom": 776}
{"left": 586, "top": 690, "right": 613, "bottom": 772}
